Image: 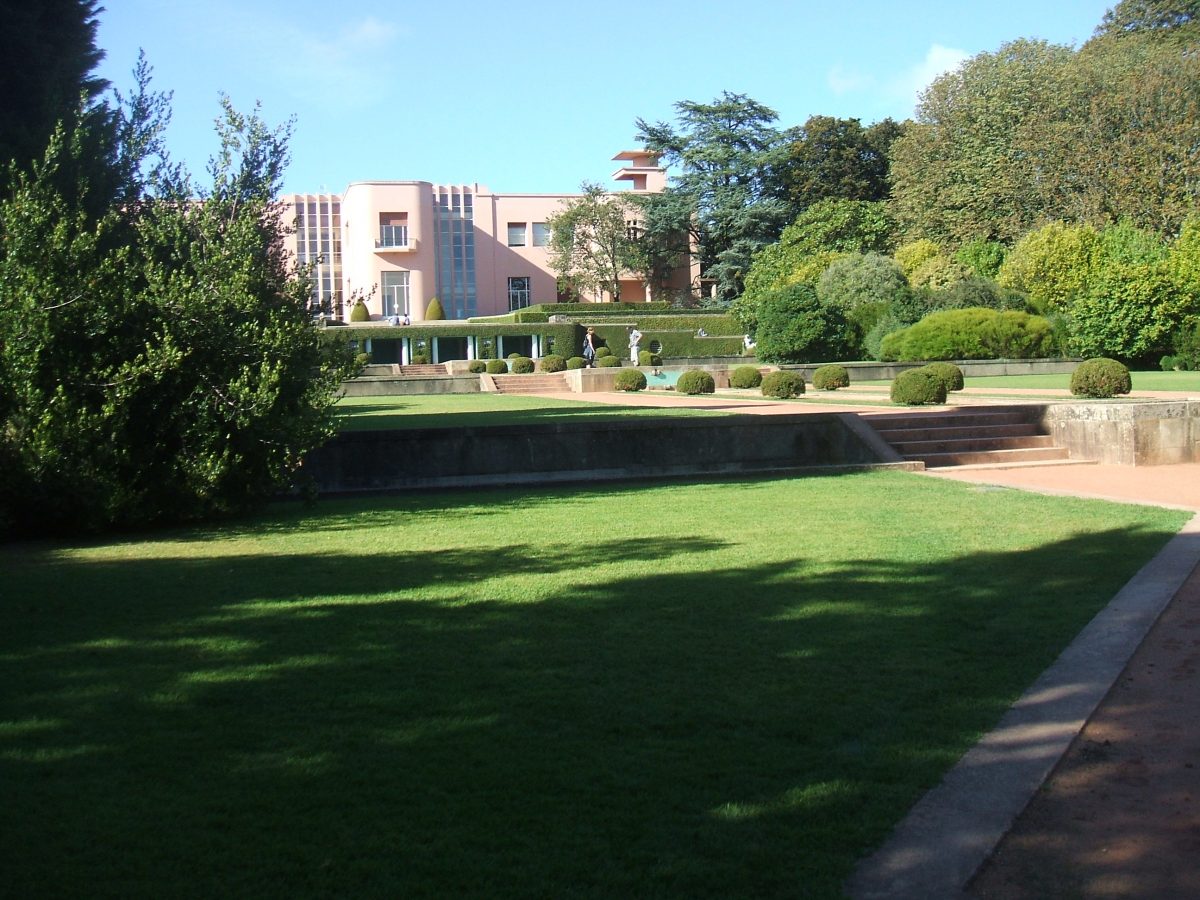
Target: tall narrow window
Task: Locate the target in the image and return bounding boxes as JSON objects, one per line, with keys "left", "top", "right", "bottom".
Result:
{"left": 507, "top": 223, "right": 527, "bottom": 247}
{"left": 508, "top": 276, "right": 531, "bottom": 310}
{"left": 381, "top": 271, "right": 410, "bottom": 317}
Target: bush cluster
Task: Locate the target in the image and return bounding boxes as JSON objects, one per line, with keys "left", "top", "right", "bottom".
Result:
{"left": 596, "top": 356, "right": 621, "bottom": 368}
{"left": 811, "top": 364, "right": 850, "bottom": 391}
{"left": 539, "top": 354, "right": 566, "bottom": 373}
{"left": 566, "top": 356, "right": 586, "bottom": 369}
{"left": 485, "top": 359, "right": 509, "bottom": 375}
{"left": 880, "top": 308, "right": 1056, "bottom": 361}
{"left": 729, "top": 365, "right": 763, "bottom": 389}
{"left": 676, "top": 370, "right": 716, "bottom": 395}
{"left": 1070, "top": 357, "right": 1131, "bottom": 398}
{"left": 613, "top": 369, "right": 648, "bottom": 392}
{"left": 467, "top": 360, "right": 486, "bottom": 374}
{"left": 760, "top": 370, "right": 806, "bottom": 398}
{"left": 595, "top": 346, "right": 613, "bottom": 359}
{"left": 638, "top": 349, "right": 664, "bottom": 366}
{"left": 890, "top": 368, "right": 948, "bottom": 405}
{"left": 921, "top": 361, "right": 964, "bottom": 392}
{"left": 510, "top": 356, "right": 535, "bottom": 374}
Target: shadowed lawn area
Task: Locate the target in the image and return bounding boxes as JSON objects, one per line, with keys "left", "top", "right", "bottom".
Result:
{"left": 335, "top": 393, "right": 731, "bottom": 431}
{"left": 2, "top": 472, "right": 1189, "bottom": 898}
{"left": 855, "top": 370, "right": 1200, "bottom": 392}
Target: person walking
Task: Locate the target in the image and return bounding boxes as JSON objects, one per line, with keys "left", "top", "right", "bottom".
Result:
{"left": 583, "top": 327, "right": 598, "bottom": 367}
{"left": 628, "top": 326, "right": 643, "bottom": 365}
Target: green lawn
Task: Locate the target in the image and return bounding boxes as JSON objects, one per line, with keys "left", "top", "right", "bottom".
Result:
{"left": 335, "top": 393, "right": 730, "bottom": 431}
{"left": 961, "top": 370, "right": 1200, "bottom": 392}
{"left": 2, "top": 473, "right": 1188, "bottom": 898}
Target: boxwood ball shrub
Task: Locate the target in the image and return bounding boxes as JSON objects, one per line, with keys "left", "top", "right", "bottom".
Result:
{"left": 890, "top": 368, "right": 948, "bottom": 406}
{"left": 566, "top": 356, "right": 586, "bottom": 369}
{"left": 760, "top": 370, "right": 806, "bottom": 398}
{"left": 539, "top": 354, "right": 566, "bottom": 373}
{"left": 511, "top": 356, "right": 535, "bottom": 374}
{"left": 1070, "top": 357, "right": 1131, "bottom": 398}
{"left": 638, "top": 349, "right": 663, "bottom": 366}
{"left": 597, "top": 356, "right": 621, "bottom": 368}
{"left": 676, "top": 370, "right": 716, "bottom": 395}
{"left": 485, "top": 358, "right": 509, "bottom": 375}
{"left": 507, "top": 352, "right": 523, "bottom": 360}
{"left": 595, "top": 346, "right": 613, "bottom": 359}
{"left": 729, "top": 365, "right": 763, "bottom": 389}
{"left": 921, "top": 361, "right": 964, "bottom": 392}
{"left": 613, "top": 369, "right": 648, "bottom": 392}
{"left": 349, "top": 301, "right": 370, "bottom": 322}
{"left": 812, "top": 364, "right": 850, "bottom": 391}
{"left": 467, "top": 360, "right": 486, "bottom": 374}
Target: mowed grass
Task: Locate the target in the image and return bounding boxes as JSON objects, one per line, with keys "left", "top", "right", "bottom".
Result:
{"left": 1, "top": 472, "right": 1189, "bottom": 898}
{"left": 962, "top": 370, "right": 1200, "bottom": 392}
{"left": 335, "top": 393, "right": 729, "bottom": 431}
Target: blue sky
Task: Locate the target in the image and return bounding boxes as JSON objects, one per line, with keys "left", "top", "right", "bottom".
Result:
{"left": 94, "top": 0, "right": 1113, "bottom": 196}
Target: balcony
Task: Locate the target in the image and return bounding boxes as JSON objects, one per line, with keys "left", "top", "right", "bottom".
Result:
{"left": 375, "top": 225, "right": 417, "bottom": 252}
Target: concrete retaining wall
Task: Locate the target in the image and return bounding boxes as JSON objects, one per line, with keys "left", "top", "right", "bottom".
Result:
{"left": 340, "top": 375, "right": 481, "bottom": 397}
{"left": 304, "top": 414, "right": 914, "bottom": 493}
{"left": 1039, "top": 400, "right": 1200, "bottom": 466}
{"left": 780, "top": 358, "right": 1080, "bottom": 382}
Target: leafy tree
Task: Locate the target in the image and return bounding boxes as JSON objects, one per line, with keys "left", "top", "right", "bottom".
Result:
{"left": 0, "top": 83, "right": 354, "bottom": 535}
{"left": 635, "top": 92, "right": 790, "bottom": 302}
{"left": 894, "top": 240, "right": 943, "bottom": 278}
{"left": 998, "top": 221, "right": 1101, "bottom": 312}
{"left": 1094, "top": 0, "right": 1200, "bottom": 36}
{"left": 1065, "top": 260, "right": 1187, "bottom": 359}
{"left": 753, "top": 283, "right": 852, "bottom": 364}
{"left": 547, "top": 182, "right": 641, "bottom": 302}
{"left": 816, "top": 253, "right": 909, "bottom": 311}
{"left": 0, "top": 0, "right": 109, "bottom": 195}
{"left": 954, "top": 239, "right": 1008, "bottom": 278}
{"left": 779, "top": 115, "right": 904, "bottom": 209}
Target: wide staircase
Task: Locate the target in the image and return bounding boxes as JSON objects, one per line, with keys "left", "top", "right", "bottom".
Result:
{"left": 398, "top": 363, "right": 448, "bottom": 376}
{"left": 861, "top": 406, "right": 1081, "bottom": 469}
{"left": 489, "top": 373, "right": 571, "bottom": 394}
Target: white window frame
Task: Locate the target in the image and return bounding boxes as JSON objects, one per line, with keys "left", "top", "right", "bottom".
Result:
{"left": 381, "top": 271, "right": 410, "bottom": 317}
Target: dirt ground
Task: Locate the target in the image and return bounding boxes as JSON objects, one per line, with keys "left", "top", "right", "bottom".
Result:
{"left": 967, "top": 561, "right": 1200, "bottom": 899}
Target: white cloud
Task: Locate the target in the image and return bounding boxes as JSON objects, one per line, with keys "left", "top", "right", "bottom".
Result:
{"left": 889, "top": 44, "right": 971, "bottom": 111}
{"left": 827, "top": 64, "right": 875, "bottom": 96}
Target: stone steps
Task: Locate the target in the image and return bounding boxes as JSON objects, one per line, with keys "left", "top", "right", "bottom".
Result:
{"left": 863, "top": 406, "right": 1074, "bottom": 469}
{"left": 399, "top": 364, "right": 448, "bottom": 376}
{"left": 490, "top": 373, "right": 570, "bottom": 394}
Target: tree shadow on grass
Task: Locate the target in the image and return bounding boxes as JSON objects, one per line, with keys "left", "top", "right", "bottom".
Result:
{"left": 0, "top": 521, "right": 1188, "bottom": 899}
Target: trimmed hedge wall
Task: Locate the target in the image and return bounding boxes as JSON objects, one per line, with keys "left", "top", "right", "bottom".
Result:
{"left": 322, "top": 323, "right": 580, "bottom": 359}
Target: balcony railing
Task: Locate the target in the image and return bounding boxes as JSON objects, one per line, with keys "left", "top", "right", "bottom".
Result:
{"left": 376, "top": 225, "right": 410, "bottom": 249}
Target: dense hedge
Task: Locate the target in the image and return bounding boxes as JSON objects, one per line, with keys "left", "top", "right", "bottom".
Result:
{"left": 676, "top": 370, "right": 716, "bottom": 394}
{"left": 729, "top": 365, "right": 763, "bottom": 389}
{"left": 890, "top": 369, "right": 947, "bottom": 405}
{"left": 1070, "top": 357, "right": 1131, "bottom": 398}
{"left": 614, "top": 369, "right": 648, "bottom": 392}
{"left": 812, "top": 364, "right": 850, "bottom": 391}
{"left": 325, "top": 323, "right": 580, "bottom": 359}
{"left": 880, "top": 308, "right": 1056, "bottom": 361}
{"left": 921, "top": 361, "right": 964, "bottom": 392}
{"left": 761, "top": 371, "right": 806, "bottom": 398}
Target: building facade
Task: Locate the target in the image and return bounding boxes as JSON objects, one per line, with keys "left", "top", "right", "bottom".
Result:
{"left": 283, "top": 152, "right": 694, "bottom": 321}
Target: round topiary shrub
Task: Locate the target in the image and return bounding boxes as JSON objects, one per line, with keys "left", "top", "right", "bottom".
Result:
{"left": 890, "top": 369, "right": 948, "bottom": 406}
{"left": 349, "top": 301, "right": 370, "bottom": 322}
{"left": 1070, "top": 357, "right": 1131, "bottom": 398}
{"left": 613, "top": 369, "right": 648, "bottom": 392}
{"left": 511, "top": 356, "right": 535, "bottom": 374}
{"left": 760, "top": 370, "right": 806, "bottom": 399}
{"left": 595, "top": 346, "right": 613, "bottom": 359}
{"left": 485, "top": 358, "right": 509, "bottom": 375}
{"left": 467, "top": 360, "right": 486, "bottom": 374}
{"left": 729, "top": 365, "right": 763, "bottom": 389}
{"left": 507, "top": 352, "right": 522, "bottom": 360}
{"left": 921, "top": 361, "right": 964, "bottom": 392}
{"left": 566, "top": 356, "right": 586, "bottom": 370}
{"left": 539, "top": 354, "right": 566, "bottom": 373}
{"left": 677, "top": 370, "right": 716, "bottom": 395}
{"left": 638, "top": 349, "right": 663, "bottom": 366}
{"left": 596, "top": 356, "right": 621, "bottom": 368}
{"left": 812, "top": 364, "right": 850, "bottom": 391}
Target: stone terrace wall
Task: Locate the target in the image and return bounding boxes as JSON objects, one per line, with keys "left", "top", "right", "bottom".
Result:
{"left": 1039, "top": 401, "right": 1200, "bottom": 466}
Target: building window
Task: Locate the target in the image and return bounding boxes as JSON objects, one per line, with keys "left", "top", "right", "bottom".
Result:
{"left": 532, "top": 222, "right": 551, "bottom": 247}
{"left": 379, "top": 213, "right": 409, "bottom": 248}
{"left": 508, "top": 276, "right": 531, "bottom": 310}
{"left": 381, "top": 271, "right": 410, "bottom": 317}
{"left": 507, "top": 223, "right": 527, "bottom": 247}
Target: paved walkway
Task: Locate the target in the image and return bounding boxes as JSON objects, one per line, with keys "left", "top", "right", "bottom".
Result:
{"left": 544, "top": 385, "right": 1200, "bottom": 896}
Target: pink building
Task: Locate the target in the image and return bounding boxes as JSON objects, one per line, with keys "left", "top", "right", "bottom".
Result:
{"left": 284, "top": 152, "right": 693, "bottom": 321}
